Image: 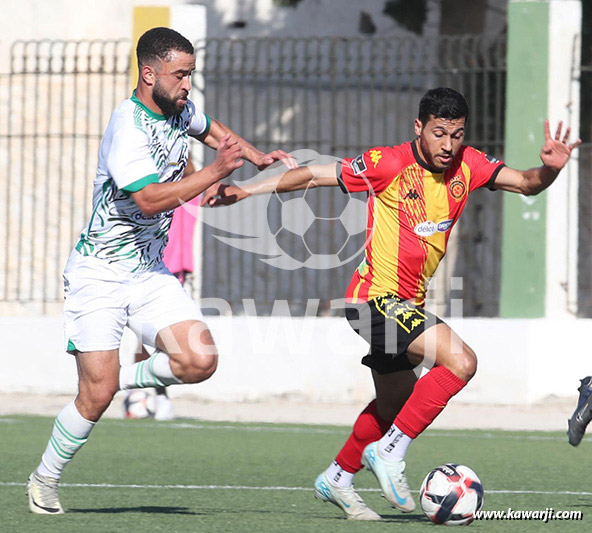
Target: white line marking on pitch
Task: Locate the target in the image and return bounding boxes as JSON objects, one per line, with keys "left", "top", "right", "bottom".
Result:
{"left": 1, "top": 482, "right": 591, "bottom": 496}
{"left": 99, "top": 421, "right": 592, "bottom": 443}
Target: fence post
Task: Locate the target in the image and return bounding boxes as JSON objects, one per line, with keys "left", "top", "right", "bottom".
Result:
{"left": 499, "top": 0, "right": 581, "bottom": 318}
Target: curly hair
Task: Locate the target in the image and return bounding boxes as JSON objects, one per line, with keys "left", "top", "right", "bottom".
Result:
{"left": 418, "top": 87, "right": 469, "bottom": 125}
{"left": 136, "top": 27, "right": 194, "bottom": 67}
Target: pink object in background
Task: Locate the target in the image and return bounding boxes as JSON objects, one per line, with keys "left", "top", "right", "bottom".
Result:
{"left": 163, "top": 196, "right": 200, "bottom": 284}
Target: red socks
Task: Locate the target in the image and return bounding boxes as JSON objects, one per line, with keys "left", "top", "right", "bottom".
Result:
{"left": 394, "top": 366, "right": 467, "bottom": 439}
{"left": 334, "top": 367, "right": 467, "bottom": 472}
{"left": 335, "top": 399, "right": 391, "bottom": 473}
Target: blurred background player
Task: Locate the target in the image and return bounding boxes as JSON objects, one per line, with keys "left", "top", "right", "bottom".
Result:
{"left": 567, "top": 376, "right": 592, "bottom": 446}
{"left": 123, "top": 157, "right": 200, "bottom": 421}
{"left": 204, "top": 87, "right": 581, "bottom": 520}
{"left": 26, "top": 26, "right": 295, "bottom": 515}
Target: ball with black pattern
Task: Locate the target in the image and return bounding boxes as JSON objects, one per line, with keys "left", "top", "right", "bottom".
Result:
{"left": 419, "top": 463, "right": 484, "bottom": 526}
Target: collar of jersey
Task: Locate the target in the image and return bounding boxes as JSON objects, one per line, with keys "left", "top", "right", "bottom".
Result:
{"left": 131, "top": 90, "right": 167, "bottom": 121}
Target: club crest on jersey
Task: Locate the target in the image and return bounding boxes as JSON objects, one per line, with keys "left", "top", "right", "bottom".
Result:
{"left": 449, "top": 176, "right": 467, "bottom": 201}
{"left": 350, "top": 154, "right": 367, "bottom": 175}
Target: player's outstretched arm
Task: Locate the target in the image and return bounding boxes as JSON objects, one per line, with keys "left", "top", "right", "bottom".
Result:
{"left": 491, "top": 120, "right": 581, "bottom": 195}
{"left": 196, "top": 117, "right": 297, "bottom": 171}
{"left": 132, "top": 134, "right": 243, "bottom": 216}
{"left": 201, "top": 163, "right": 339, "bottom": 207}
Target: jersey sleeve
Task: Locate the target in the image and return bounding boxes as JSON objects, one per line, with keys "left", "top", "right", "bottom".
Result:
{"left": 337, "top": 147, "right": 398, "bottom": 195}
{"left": 464, "top": 146, "right": 506, "bottom": 193}
{"left": 107, "top": 125, "right": 160, "bottom": 193}
{"left": 187, "top": 101, "right": 211, "bottom": 137}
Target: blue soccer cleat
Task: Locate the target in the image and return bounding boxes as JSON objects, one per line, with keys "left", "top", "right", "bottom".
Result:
{"left": 314, "top": 472, "right": 381, "bottom": 521}
{"left": 361, "top": 442, "right": 416, "bottom": 512}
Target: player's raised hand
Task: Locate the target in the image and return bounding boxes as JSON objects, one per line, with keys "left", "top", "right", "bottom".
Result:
{"left": 256, "top": 149, "right": 298, "bottom": 171}
{"left": 201, "top": 182, "right": 250, "bottom": 207}
{"left": 540, "top": 120, "right": 582, "bottom": 172}
{"left": 213, "top": 134, "right": 244, "bottom": 179}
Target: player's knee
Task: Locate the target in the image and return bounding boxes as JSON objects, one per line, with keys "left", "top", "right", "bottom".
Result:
{"left": 176, "top": 351, "right": 218, "bottom": 384}
{"left": 76, "top": 384, "right": 117, "bottom": 422}
{"left": 454, "top": 349, "right": 477, "bottom": 382}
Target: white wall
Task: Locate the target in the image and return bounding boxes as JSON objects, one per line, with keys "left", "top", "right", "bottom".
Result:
{"left": 2, "top": 316, "right": 589, "bottom": 405}
{"left": 1, "top": 0, "right": 474, "bottom": 70}
{"left": 545, "top": 0, "right": 582, "bottom": 317}
{"left": 0, "top": 0, "right": 418, "bottom": 44}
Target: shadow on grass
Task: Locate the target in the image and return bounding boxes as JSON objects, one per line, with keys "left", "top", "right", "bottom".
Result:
{"left": 70, "top": 506, "right": 200, "bottom": 515}
{"left": 566, "top": 501, "right": 592, "bottom": 509}
{"left": 69, "top": 507, "right": 285, "bottom": 516}
{"left": 378, "top": 513, "right": 428, "bottom": 523}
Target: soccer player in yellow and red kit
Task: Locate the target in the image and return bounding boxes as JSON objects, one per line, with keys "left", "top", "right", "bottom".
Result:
{"left": 204, "top": 88, "right": 581, "bottom": 520}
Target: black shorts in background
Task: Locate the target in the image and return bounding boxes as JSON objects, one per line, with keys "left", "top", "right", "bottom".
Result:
{"left": 345, "top": 294, "right": 443, "bottom": 375}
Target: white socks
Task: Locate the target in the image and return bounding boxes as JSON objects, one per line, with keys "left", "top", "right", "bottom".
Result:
{"left": 119, "top": 351, "right": 182, "bottom": 390}
{"left": 378, "top": 423, "right": 412, "bottom": 461}
{"left": 36, "top": 400, "right": 95, "bottom": 480}
{"left": 325, "top": 460, "right": 355, "bottom": 488}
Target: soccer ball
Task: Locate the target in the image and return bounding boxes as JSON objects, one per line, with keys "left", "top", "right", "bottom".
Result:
{"left": 419, "top": 464, "right": 484, "bottom": 526}
{"left": 123, "top": 389, "right": 156, "bottom": 419}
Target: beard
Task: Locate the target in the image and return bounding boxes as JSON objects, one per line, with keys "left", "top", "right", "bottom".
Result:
{"left": 419, "top": 136, "right": 448, "bottom": 172}
{"left": 153, "top": 80, "right": 185, "bottom": 117}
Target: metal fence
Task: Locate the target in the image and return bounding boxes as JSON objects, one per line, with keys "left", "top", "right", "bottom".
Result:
{"left": 0, "top": 35, "right": 507, "bottom": 316}
{"left": 0, "top": 40, "right": 130, "bottom": 309}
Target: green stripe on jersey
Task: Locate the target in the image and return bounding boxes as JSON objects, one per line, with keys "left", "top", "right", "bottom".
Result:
{"left": 202, "top": 113, "right": 212, "bottom": 136}
{"left": 131, "top": 90, "right": 166, "bottom": 121}
{"left": 122, "top": 173, "right": 160, "bottom": 193}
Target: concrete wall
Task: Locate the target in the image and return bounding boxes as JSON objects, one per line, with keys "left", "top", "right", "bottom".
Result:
{"left": 2, "top": 316, "right": 588, "bottom": 405}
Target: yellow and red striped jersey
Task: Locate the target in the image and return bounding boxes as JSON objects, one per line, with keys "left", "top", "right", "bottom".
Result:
{"left": 338, "top": 141, "right": 504, "bottom": 306}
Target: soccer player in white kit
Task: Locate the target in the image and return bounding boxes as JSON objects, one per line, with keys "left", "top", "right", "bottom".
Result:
{"left": 26, "top": 27, "right": 295, "bottom": 514}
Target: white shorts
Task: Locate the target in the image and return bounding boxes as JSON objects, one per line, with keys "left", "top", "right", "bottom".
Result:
{"left": 63, "top": 250, "right": 204, "bottom": 353}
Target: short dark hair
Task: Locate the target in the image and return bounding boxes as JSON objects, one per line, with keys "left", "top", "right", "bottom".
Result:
{"left": 418, "top": 87, "right": 469, "bottom": 125}
{"left": 136, "top": 27, "right": 194, "bottom": 67}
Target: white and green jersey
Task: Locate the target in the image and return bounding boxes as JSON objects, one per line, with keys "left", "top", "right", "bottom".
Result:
{"left": 75, "top": 91, "right": 210, "bottom": 272}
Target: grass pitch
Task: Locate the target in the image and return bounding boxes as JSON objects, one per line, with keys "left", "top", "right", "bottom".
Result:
{"left": 1, "top": 415, "right": 590, "bottom": 532}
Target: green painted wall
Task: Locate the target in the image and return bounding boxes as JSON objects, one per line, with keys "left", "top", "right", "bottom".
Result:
{"left": 499, "top": 1, "right": 549, "bottom": 317}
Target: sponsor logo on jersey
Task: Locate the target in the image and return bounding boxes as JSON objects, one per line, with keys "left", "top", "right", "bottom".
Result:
{"left": 449, "top": 176, "right": 467, "bottom": 201}
{"left": 414, "top": 221, "right": 438, "bottom": 237}
{"left": 133, "top": 211, "right": 173, "bottom": 221}
{"left": 350, "top": 154, "right": 367, "bottom": 175}
{"left": 369, "top": 149, "right": 382, "bottom": 168}
{"left": 415, "top": 219, "right": 454, "bottom": 237}
{"left": 485, "top": 153, "right": 500, "bottom": 164}
{"left": 437, "top": 219, "right": 454, "bottom": 232}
